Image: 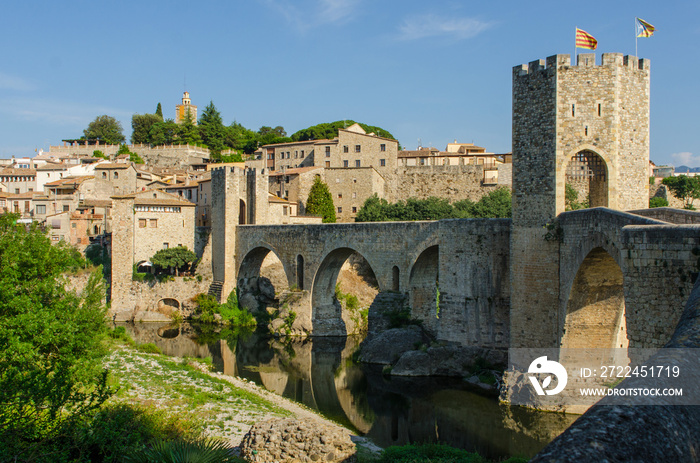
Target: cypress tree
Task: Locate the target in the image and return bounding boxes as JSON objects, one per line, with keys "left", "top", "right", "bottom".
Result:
{"left": 155, "top": 102, "right": 163, "bottom": 119}
{"left": 306, "top": 177, "right": 336, "bottom": 223}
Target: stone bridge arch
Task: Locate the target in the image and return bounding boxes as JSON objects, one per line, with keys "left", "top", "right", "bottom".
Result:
{"left": 408, "top": 245, "right": 440, "bottom": 334}
{"left": 237, "top": 245, "right": 293, "bottom": 307}
{"left": 559, "top": 246, "right": 628, "bottom": 350}
{"left": 311, "top": 247, "right": 381, "bottom": 336}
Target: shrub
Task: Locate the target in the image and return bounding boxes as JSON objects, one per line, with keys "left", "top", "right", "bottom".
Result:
{"left": 72, "top": 403, "right": 195, "bottom": 463}
{"left": 649, "top": 196, "right": 669, "bottom": 208}
{"left": 125, "top": 437, "right": 242, "bottom": 463}
{"left": 377, "top": 443, "right": 485, "bottom": 463}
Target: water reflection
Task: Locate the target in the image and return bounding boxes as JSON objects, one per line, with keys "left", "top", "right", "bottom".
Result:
{"left": 118, "top": 322, "right": 576, "bottom": 459}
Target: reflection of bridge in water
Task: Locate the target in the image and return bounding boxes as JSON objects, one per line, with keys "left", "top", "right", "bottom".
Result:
{"left": 120, "top": 322, "right": 576, "bottom": 459}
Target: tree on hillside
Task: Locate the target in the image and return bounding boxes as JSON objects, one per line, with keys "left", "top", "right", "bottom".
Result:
{"left": 177, "top": 110, "right": 202, "bottom": 146}
{"left": 150, "top": 246, "right": 198, "bottom": 276}
{"left": 83, "top": 115, "right": 125, "bottom": 145}
{"left": 225, "top": 122, "right": 259, "bottom": 154}
{"left": 258, "top": 126, "right": 290, "bottom": 146}
{"left": 148, "top": 120, "right": 179, "bottom": 146}
{"left": 662, "top": 175, "right": 700, "bottom": 209}
{"left": 131, "top": 113, "right": 163, "bottom": 144}
{"left": 199, "top": 101, "right": 227, "bottom": 158}
{"left": 0, "top": 214, "right": 110, "bottom": 460}
{"left": 306, "top": 177, "right": 336, "bottom": 223}
{"left": 290, "top": 120, "right": 397, "bottom": 143}
{"left": 155, "top": 102, "right": 163, "bottom": 119}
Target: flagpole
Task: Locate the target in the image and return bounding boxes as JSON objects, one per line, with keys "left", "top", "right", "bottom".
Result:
{"left": 635, "top": 18, "right": 638, "bottom": 57}
{"left": 574, "top": 26, "right": 577, "bottom": 64}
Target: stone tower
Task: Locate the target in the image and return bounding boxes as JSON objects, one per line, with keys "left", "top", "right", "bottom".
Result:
{"left": 510, "top": 53, "right": 650, "bottom": 348}
{"left": 176, "top": 91, "right": 198, "bottom": 125}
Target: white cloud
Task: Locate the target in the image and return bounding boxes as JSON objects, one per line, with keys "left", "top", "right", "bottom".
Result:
{"left": 397, "top": 14, "right": 493, "bottom": 41}
{"left": 318, "top": 0, "right": 359, "bottom": 23}
{"left": 0, "top": 72, "right": 36, "bottom": 91}
{"left": 672, "top": 152, "right": 700, "bottom": 168}
{"left": 261, "top": 0, "right": 360, "bottom": 31}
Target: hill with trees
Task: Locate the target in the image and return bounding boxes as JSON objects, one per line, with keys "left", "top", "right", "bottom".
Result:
{"left": 290, "top": 120, "right": 396, "bottom": 142}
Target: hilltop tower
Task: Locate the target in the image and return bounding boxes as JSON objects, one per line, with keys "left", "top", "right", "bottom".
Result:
{"left": 510, "top": 53, "right": 650, "bottom": 348}
{"left": 176, "top": 91, "right": 198, "bottom": 125}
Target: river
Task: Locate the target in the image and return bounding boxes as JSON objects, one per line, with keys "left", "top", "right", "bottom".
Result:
{"left": 117, "top": 321, "right": 577, "bottom": 460}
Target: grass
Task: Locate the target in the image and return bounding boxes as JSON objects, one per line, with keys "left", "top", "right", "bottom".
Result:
{"left": 104, "top": 344, "right": 292, "bottom": 442}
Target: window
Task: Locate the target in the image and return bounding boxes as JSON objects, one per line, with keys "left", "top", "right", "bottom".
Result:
{"left": 598, "top": 103, "right": 602, "bottom": 117}
{"left": 25, "top": 201, "right": 30, "bottom": 213}
{"left": 63, "top": 205, "right": 70, "bottom": 212}
{"left": 36, "top": 204, "right": 45, "bottom": 214}
{"left": 572, "top": 104, "right": 575, "bottom": 117}
{"left": 337, "top": 207, "right": 342, "bottom": 213}
{"left": 114, "top": 172, "right": 119, "bottom": 179}
{"left": 343, "top": 160, "right": 349, "bottom": 168}
{"left": 283, "top": 206, "right": 288, "bottom": 216}
{"left": 28, "top": 188, "right": 33, "bottom": 192}
{"left": 285, "top": 176, "right": 290, "bottom": 183}
{"left": 71, "top": 222, "right": 76, "bottom": 228}
{"left": 355, "top": 145, "right": 361, "bottom": 152}
{"left": 150, "top": 219, "right": 158, "bottom": 228}
{"left": 287, "top": 152, "right": 291, "bottom": 159}
{"left": 325, "top": 161, "right": 330, "bottom": 168}
{"left": 301, "top": 150, "right": 305, "bottom": 157}
{"left": 14, "top": 188, "right": 19, "bottom": 194}
{"left": 352, "top": 192, "right": 357, "bottom": 199}
{"left": 102, "top": 172, "right": 107, "bottom": 179}
{"left": 139, "top": 219, "right": 146, "bottom": 228}
{"left": 325, "top": 146, "right": 331, "bottom": 157}
{"left": 338, "top": 193, "right": 342, "bottom": 199}
{"left": 380, "top": 144, "right": 386, "bottom": 152}
{"left": 294, "top": 151, "right": 298, "bottom": 158}
{"left": 343, "top": 145, "right": 349, "bottom": 153}
{"left": 355, "top": 160, "right": 361, "bottom": 167}
{"left": 380, "top": 159, "right": 386, "bottom": 167}
{"left": 585, "top": 126, "right": 588, "bottom": 136}
{"left": 352, "top": 206, "right": 357, "bottom": 213}
{"left": 163, "top": 243, "right": 169, "bottom": 250}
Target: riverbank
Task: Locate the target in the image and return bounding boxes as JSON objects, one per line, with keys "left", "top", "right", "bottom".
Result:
{"left": 104, "top": 342, "right": 382, "bottom": 455}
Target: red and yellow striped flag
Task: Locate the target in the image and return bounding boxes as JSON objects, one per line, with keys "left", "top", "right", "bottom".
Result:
{"left": 636, "top": 18, "right": 655, "bottom": 37}
{"left": 576, "top": 28, "right": 598, "bottom": 50}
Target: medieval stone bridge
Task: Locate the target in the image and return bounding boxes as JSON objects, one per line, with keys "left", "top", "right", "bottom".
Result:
{"left": 219, "top": 207, "right": 700, "bottom": 350}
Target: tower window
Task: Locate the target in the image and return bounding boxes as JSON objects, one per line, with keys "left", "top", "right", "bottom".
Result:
{"left": 585, "top": 126, "right": 588, "bottom": 136}
{"left": 598, "top": 103, "right": 602, "bottom": 117}
{"left": 572, "top": 104, "right": 575, "bottom": 117}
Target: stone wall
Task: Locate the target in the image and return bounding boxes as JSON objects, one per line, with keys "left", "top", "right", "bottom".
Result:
{"left": 437, "top": 219, "right": 511, "bottom": 348}
{"left": 630, "top": 206, "right": 700, "bottom": 224}
{"left": 387, "top": 165, "right": 499, "bottom": 204}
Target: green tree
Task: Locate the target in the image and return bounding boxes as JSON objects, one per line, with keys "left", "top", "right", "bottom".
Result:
{"left": 563, "top": 184, "right": 589, "bottom": 211}
{"left": 198, "top": 101, "right": 227, "bottom": 158}
{"left": 225, "top": 122, "right": 259, "bottom": 154}
{"left": 148, "top": 120, "right": 179, "bottom": 146}
{"left": 131, "top": 113, "right": 163, "bottom": 144}
{"left": 291, "top": 120, "right": 397, "bottom": 143}
{"left": 92, "top": 150, "right": 108, "bottom": 160}
{"left": 83, "top": 115, "right": 125, "bottom": 145}
{"left": 150, "top": 246, "right": 198, "bottom": 276}
{"left": 464, "top": 187, "right": 512, "bottom": 218}
{"left": 155, "top": 102, "right": 163, "bottom": 119}
{"left": 306, "top": 177, "right": 336, "bottom": 223}
{"left": 662, "top": 175, "right": 700, "bottom": 209}
{"left": 258, "top": 125, "right": 290, "bottom": 146}
{"left": 177, "top": 111, "right": 202, "bottom": 146}
{"left": 0, "top": 215, "right": 110, "bottom": 461}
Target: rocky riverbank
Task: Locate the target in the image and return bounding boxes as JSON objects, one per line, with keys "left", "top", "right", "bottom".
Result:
{"left": 105, "top": 344, "right": 381, "bottom": 457}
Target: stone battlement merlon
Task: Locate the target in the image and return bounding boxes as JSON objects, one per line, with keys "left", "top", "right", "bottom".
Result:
{"left": 514, "top": 53, "right": 650, "bottom": 77}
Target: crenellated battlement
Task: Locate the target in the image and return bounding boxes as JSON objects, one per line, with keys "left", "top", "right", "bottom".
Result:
{"left": 514, "top": 53, "right": 650, "bottom": 77}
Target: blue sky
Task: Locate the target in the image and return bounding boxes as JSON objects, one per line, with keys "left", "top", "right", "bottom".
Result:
{"left": 1, "top": 0, "right": 698, "bottom": 167}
